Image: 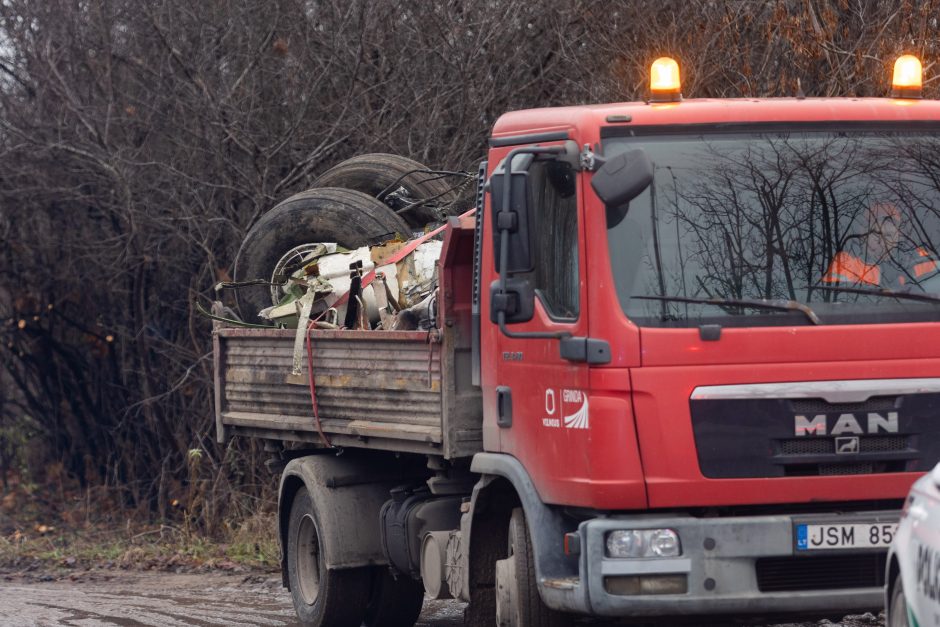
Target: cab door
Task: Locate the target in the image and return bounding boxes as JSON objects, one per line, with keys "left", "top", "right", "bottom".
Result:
{"left": 481, "top": 149, "right": 593, "bottom": 505}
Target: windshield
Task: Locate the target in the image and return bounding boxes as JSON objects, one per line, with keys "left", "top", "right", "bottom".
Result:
{"left": 603, "top": 125, "right": 940, "bottom": 327}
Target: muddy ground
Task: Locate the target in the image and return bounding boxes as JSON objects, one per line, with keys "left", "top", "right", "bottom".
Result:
{"left": 0, "top": 571, "right": 884, "bottom": 627}
{"left": 0, "top": 571, "right": 464, "bottom": 626}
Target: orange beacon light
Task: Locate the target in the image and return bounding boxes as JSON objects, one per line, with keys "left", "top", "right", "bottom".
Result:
{"left": 650, "top": 57, "right": 681, "bottom": 102}
{"left": 892, "top": 55, "right": 923, "bottom": 99}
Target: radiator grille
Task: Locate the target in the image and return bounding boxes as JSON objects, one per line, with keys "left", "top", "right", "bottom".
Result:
{"left": 784, "top": 461, "right": 907, "bottom": 477}
{"left": 775, "top": 434, "right": 912, "bottom": 476}
{"left": 780, "top": 438, "right": 830, "bottom": 455}
{"left": 818, "top": 462, "right": 874, "bottom": 475}
{"left": 756, "top": 553, "right": 886, "bottom": 592}
{"left": 779, "top": 435, "right": 908, "bottom": 456}
{"left": 691, "top": 390, "right": 938, "bottom": 479}
{"left": 790, "top": 397, "right": 897, "bottom": 413}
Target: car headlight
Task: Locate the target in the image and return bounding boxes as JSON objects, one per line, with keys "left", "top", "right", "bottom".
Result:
{"left": 606, "top": 529, "right": 682, "bottom": 558}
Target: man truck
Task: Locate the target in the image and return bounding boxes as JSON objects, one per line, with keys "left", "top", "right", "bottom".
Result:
{"left": 212, "top": 56, "right": 940, "bottom": 625}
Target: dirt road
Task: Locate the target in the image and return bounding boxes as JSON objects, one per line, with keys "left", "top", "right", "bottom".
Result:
{"left": 0, "top": 571, "right": 463, "bottom": 627}
{"left": 0, "top": 571, "right": 883, "bottom": 627}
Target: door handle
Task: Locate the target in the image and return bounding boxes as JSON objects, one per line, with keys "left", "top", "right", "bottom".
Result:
{"left": 496, "top": 386, "right": 512, "bottom": 428}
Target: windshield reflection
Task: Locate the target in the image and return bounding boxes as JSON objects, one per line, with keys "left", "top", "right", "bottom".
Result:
{"left": 604, "top": 129, "right": 940, "bottom": 326}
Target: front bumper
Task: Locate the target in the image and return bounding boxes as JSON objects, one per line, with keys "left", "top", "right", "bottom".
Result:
{"left": 573, "top": 512, "right": 892, "bottom": 617}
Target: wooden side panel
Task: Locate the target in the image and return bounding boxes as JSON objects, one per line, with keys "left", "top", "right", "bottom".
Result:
{"left": 217, "top": 328, "right": 446, "bottom": 454}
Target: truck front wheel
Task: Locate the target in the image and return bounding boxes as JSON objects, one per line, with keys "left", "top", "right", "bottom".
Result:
{"left": 495, "top": 508, "right": 570, "bottom": 627}
{"left": 286, "top": 487, "right": 371, "bottom": 627}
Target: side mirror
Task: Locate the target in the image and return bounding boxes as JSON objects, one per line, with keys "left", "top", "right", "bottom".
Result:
{"left": 591, "top": 149, "right": 654, "bottom": 207}
{"left": 489, "top": 153, "right": 535, "bottom": 274}
{"left": 489, "top": 278, "right": 534, "bottom": 324}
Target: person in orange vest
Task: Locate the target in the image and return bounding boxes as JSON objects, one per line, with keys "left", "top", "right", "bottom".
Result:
{"left": 823, "top": 202, "right": 939, "bottom": 288}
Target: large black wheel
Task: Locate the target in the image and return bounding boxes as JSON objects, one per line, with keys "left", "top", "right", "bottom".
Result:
{"left": 364, "top": 567, "right": 425, "bottom": 627}
{"left": 495, "top": 508, "right": 571, "bottom": 627}
{"left": 286, "top": 487, "right": 371, "bottom": 627}
{"left": 233, "top": 187, "right": 409, "bottom": 322}
{"left": 313, "top": 153, "right": 461, "bottom": 227}
{"left": 888, "top": 573, "right": 911, "bottom": 627}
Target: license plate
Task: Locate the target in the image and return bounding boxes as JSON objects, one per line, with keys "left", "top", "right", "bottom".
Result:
{"left": 795, "top": 522, "right": 897, "bottom": 551}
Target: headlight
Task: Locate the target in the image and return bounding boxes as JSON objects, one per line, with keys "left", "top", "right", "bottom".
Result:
{"left": 606, "top": 529, "right": 682, "bottom": 558}
{"left": 648, "top": 529, "right": 681, "bottom": 557}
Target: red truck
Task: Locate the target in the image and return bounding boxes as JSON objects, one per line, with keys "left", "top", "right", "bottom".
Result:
{"left": 213, "top": 56, "right": 940, "bottom": 626}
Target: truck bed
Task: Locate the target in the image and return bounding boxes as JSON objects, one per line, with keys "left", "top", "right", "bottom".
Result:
{"left": 213, "top": 213, "right": 482, "bottom": 459}
{"left": 214, "top": 325, "right": 482, "bottom": 458}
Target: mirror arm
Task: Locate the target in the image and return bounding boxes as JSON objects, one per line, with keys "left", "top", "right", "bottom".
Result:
{"left": 579, "top": 143, "right": 606, "bottom": 172}
{"left": 497, "top": 309, "right": 571, "bottom": 340}
{"left": 496, "top": 216, "right": 510, "bottom": 298}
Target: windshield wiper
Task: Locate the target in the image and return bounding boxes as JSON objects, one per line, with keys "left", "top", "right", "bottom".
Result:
{"left": 817, "top": 285, "right": 940, "bottom": 305}
{"left": 632, "top": 295, "right": 822, "bottom": 325}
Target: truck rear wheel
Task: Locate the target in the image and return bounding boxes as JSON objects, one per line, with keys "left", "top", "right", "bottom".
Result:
{"left": 495, "top": 508, "right": 570, "bottom": 627}
{"left": 233, "top": 187, "right": 409, "bottom": 322}
{"left": 313, "top": 153, "right": 460, "bottom": 227}
{"left": 364, "top": 568, "right": 425, "bottom": 627}
{"left": 286, "top": 487, "right": 371, "bottom": 627}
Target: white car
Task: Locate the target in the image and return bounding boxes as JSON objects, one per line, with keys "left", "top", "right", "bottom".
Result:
{"left": 886, "top": 462, "right": 940, "bottom": 627}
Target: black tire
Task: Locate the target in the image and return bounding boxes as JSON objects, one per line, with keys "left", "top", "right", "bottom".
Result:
{"left": 500, "top": 508, "right": 571, "bottom": 627}
{"left": 888, "top": 574, "right": 911, "bottom": 627}
{"left": 285, "top": 487, "right": 372, "bottom": 627}
{"left": 364, "top": 567, "right": 425, "bottom": 627}
{"left": 313, "top": 153, "right": 460, "bottom": 227}
{"left": 234, "top": 187, "right": 410, "bottom": 322}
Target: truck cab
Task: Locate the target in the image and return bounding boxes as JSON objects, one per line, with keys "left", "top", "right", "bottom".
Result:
{"left": 478, "top": 56, "right": 940, "bottom": 619}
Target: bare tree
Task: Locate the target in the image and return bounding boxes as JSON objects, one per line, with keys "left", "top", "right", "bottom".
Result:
{"left": 0, "top": 0, "right": 936, "bottom": 528}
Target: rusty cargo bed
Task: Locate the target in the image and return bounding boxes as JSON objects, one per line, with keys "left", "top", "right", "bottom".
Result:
{"left": 213, "top": 213, "right": 482, "bottom": 459}
{"left": 213, "top": 325, "right": 483, "bottom": 459}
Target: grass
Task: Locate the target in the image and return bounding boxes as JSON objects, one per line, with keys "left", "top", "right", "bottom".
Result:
{"left": 0, "top": 477, "right": 280, "bottom": 577}
{"left": 0, "top": 514, "right": 280, "bottom": 575}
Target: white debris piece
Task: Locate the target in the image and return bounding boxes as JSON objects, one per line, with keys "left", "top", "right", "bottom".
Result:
{"left": 266, "top": 237, "right": 442, "bottom": 329}
{"left": 397, "top": 240, "right": 442, "bottom": 307}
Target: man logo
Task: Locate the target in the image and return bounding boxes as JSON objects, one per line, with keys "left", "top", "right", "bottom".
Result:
{"left": 794, "top": 412, "right": 898, "bottom": 436}
{"left": 835, "top": 436, "right": 860, "bottom": 454}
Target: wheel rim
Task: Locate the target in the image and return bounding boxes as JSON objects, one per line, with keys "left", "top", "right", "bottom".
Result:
{"left": 269, "top": 242, "right": 330, "bottom": 307}
{"left": 296, "top": 513, "right": 321, "bottom": 605}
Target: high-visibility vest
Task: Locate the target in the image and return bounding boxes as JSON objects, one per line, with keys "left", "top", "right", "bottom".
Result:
{"left": 823, "top": 249, "right": 939, "bottom": 286}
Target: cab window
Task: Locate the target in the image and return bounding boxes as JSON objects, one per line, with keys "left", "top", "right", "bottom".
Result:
{"left": 524, "top": 160, "right": 579, "bottom": 319}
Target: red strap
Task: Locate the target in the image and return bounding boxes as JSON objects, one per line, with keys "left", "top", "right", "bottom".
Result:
{"left": 305, "top": 318, "right": 332, "bottom": 448}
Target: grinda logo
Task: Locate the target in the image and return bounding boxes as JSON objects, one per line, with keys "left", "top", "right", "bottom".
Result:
{"left": 562, "top": 389, "right": 589, "bottom": 429}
